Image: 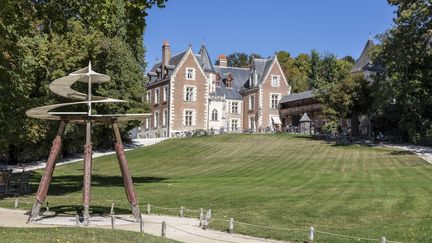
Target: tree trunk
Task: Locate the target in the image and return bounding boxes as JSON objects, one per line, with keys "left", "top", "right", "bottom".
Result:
{"left": 351, "top": 109, "right": 360, "bottom": 137}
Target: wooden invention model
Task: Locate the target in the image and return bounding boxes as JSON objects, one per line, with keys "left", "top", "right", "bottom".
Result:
{"left": 26, "top": 62, "right": 150, "bottom": 225}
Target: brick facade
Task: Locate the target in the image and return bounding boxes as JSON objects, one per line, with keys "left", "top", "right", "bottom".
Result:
{"left": 139, "top": 41, "right": 290, "bottom": 138}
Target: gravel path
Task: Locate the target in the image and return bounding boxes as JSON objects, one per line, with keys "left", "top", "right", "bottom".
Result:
{"left": 384, "top": 143, "right": 432, "bottom": 164}
{"left": 0, "top": 208, "right": 282, "bottom": 243}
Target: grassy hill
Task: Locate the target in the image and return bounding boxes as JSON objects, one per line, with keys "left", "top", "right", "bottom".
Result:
{"left": 2, "top": 134, "right": 432, "bottom": 242}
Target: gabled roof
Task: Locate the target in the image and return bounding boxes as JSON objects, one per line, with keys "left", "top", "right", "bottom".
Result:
{"left": 280, "top": 90, "right": 314, "bottom": 103}
{"left": 252, "top": 57, "right": 274, "bottom": 84}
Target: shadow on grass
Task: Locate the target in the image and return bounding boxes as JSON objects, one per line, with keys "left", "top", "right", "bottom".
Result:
{"left": 22, "top": 175, "right": 167, "bottom": 196}
{"left": 389, "top": 150, "right": 415, "bottom": 155}
{"left": 45, "top": 175, "right": 167, "bottom": 196}
{"left": 46, "top": 205, "right": 132, "bottom": 216}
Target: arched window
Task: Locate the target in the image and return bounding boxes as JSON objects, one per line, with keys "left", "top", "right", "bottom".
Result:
{"left": 211, "top": 109, "right": 218, "bottom": 121}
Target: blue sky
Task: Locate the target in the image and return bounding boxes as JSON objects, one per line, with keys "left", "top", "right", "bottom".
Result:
{"left": 144, "top": 0, "right": 395, "bottom": 70}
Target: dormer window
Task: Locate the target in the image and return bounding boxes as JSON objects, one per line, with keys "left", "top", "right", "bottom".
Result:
{"left": 215, "top": 74, "right": 221, "bottom": 86}
{"left": 186, "top": 67, "right": 195, "bottom": 80}
{"left": 226, "top": 75, "right": 233, "bottom": 88}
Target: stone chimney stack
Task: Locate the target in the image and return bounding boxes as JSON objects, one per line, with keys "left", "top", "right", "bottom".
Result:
{"left": 217, "top": 54, "right": 227, "bottom": 67}
{"left": 162, "top": 40, "right": 171, "bottom": 77}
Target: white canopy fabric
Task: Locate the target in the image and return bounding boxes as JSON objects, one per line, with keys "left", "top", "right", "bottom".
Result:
{"left": 272, "top": 116, "right": 282, "bottom": 124}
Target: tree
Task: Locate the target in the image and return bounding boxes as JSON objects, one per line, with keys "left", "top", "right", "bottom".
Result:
{"left": 0, "top": 0, "right": 166, "bottom": 163}
{"left": 374, "top": 0, "right": 432, "bottom": 144}
{"left": 277, "top": 51, "right": 309, "bottom": 93}
{"left": 224, "top": 52, "right": 263, "bottom": 68}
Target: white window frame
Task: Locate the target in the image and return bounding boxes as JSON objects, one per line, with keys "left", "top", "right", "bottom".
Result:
{"left": 185, "top": 67, "right": 196, "bottom": 80}
{"left": 231, "top": 119, "right": 239, "bottom": 131}
{"left": 211, "top": 109, "right": 218, "bottom": 121}
{"left": 145, "top": 117, "right": 150, "bottom": 129}
{"left": 231, "top": 101, "right": 239, "bottom": 114}
{"left": 270, "top": 93, "right": 281, "bottom": 109}
{"left": 154, "top": 88, "right": 160, "bottom": 104}
{"left": 154, "top": 111, "right": 159, "bottom": 128}
{"left": 184, "top": 109, "right": 195, "bottom": 127}
{"left": 271, "top": 75, "right": 280, "bottom": 87}
{"left": 146, "top": 91, "right": 152, "bottom": 105}
{"left": 184, "top": 85, "right": 196, "bottom": 102}
{"left": 249, "top": 94, "right": 255, "bottom": 110}
{"left": 163, "top": 85, "right": 168, "bottom": 102}
{"left": 162, "top": 109, "right": 168, "bottom": 127}
{"left": 249, "top": 116, "right": 255, "bottom": 130}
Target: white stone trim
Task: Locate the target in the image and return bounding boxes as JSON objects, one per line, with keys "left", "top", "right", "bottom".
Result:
{"left": 163, "top": 85, "right": 168, "bottom": 102}
{"left": 183, "top": 85, "right": 197, "bottom": 102}
{"left": 269, "top": 92, "right": 281, "bottom": 109}
{"left": 274, "top": 56, "right": 291, "bottom": 92}
{"left": 162, "top": 108, "right": 168, "bottom": 127}
{"left": 154, "top": 87, "right": 160, "bottom": 104}
{"left": 270, "top": 75, "right": 281, "bottom": 87}
{"left": 154, "top": 110, "right": 159, "bottom": 128}
{"left": 258, "top": 85, "right": 263, "bottom": 127}
{"left": 171, "top": 48, "right": 208, "bottom": 80}
{"left": 183, "top": 109, "right": 196, "bottom": 127}
{"left": 185, "top": 67, "right": 196, "bottom": 80}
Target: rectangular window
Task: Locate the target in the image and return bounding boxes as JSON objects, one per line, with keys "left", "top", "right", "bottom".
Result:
{"left": 163, "top": 109, "right": 168, "bottom": 127}
{"left": 155, "top": 88, "right": 160, "bottom": 104}
{"left": 154, "top": 111, "right": 159, "bottom": 128}
{"left": 186, "top": 68, "right": 195, "bottom": 80}
{"left": 226, "top": 77, "right": 232, "bottom": 88}
{"left": 231, "top": 119, "right": 238, "bottom": 131}
{"left": 185, "top": 110, "right": 193, "bottom": 126}
{"left": 146, "top": 91, "right": 152, "bottom": 105}
{"left": 145, "top": 117, "right": 149, "bottom": 129}
{"left": 231, "top": 102, "right": 238, "bottom": 114}
{"left": 249, "top": 94, "right": 255, "bottom": 110}
{"left": 249, "top": 117, "right": 255, "bottom": 130}
{"left": 271, "top": 94, "right": 280, "bottom": 109}
{"left": 163, "top": 86, "right": 168, "bottom": 102}
{"left": 271, "top": 75, "right": 280, "bottom": 87}
{"left": 185, "top": 86, "right": 195, "bottom": 101}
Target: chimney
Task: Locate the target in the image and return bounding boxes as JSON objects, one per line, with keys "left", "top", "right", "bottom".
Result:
{"left": 217, "top": 54, "right": 227, "bottom": 67}
{"left": 161, "top": 40, "right": 171, "bottom": 77}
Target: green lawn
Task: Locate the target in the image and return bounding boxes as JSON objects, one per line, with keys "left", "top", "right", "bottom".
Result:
{"left": 1, "top": 134, "right": 432, "bottom": 242}
{"left": 0, "top": 227, "right": 177, "bottom": 243}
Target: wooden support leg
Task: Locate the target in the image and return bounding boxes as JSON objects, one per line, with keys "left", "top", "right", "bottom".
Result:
{"left": 83, "top": 122, "right": 92, "bottom": 225}
{"left": 112, "top": 122, "right": 140, "bottom": 220}
{"left": 28, "top": 121, "right": 67, "bottom": 222}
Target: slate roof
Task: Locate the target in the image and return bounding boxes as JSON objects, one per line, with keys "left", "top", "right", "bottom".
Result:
{"left": 252, "top": 57, "right": 274, "bottom": 84}
{"left": 351, "top": 39, "right": 385, "bottom": 74}
{"left": 147, "top": 50, "right": 187, "bottom": 86}
{"left": 197, "top": 44, "right": 215, "bottom": 73}
{"left": 146, "top": 44, "right": 277, "bottom": 101}
{"left": 213, "top": 66, "right": 249, "bottom": 100}
{"left": 279, "top": 90, "right": 314, "bottom": 103}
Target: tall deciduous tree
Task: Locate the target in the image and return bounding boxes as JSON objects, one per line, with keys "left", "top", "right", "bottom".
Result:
{"left": 0, "top": 0, "right": 166, "bottom": 163}
{"left": 375, "top": 0, "right": 432, "bottom": 144}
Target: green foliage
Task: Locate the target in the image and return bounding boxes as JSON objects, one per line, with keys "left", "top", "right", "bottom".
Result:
{"left": 373, "top": 0, "right": 432, "bottom": 144}
{"left": 0, "top": 0, "right": 166, "bottom": 163}
{"left": 321, "top": 120, "right": 338, "bottom": 134}
{"left": 224, "top": 52, "right": 263, "bottom": 68}
{"left": 277, "top": 51, "right": 309, "bottom": 93}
